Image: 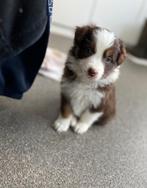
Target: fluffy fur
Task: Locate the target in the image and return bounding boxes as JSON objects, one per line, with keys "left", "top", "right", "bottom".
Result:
{"left": 54, "top": 25, "right": 126, "bottom": 134}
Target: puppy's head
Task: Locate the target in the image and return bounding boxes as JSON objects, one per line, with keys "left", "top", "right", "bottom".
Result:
{"left": 68, "top": 25, "right": 126, "bottom": 83}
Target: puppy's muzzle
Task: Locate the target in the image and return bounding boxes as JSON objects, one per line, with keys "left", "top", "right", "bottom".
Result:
{"left": 87, "top": 68, "right": 98, "bottom": 78}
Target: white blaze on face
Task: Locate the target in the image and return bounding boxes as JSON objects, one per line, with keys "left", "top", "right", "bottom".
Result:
{"left": 70, "top": 29, "right": 116, "bottom": 82}
{"left": 78, "top": 56, "right": 104, "bottom": 81}
{"left": 67, "top": 28, "right": 118, "bottom": 83}
{"left": 96, "top": 29, "right": 116, "bottom": 56}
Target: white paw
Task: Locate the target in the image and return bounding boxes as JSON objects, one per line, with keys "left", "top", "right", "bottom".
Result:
{"left": 54, "top": 117, "right": 70, "bottom": 132}
{"left": 74, "top": 122, "right": 90, "bottom": 134}
{"left": 70, "top": 116, "right": 77, "bottom": 127}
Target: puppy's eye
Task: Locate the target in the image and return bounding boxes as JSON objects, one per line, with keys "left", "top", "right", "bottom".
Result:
{"left": 105, "top": 56, "right": 113, "bottom": 63}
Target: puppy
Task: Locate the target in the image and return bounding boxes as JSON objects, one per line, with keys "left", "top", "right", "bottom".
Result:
{"left": 54, "top": 25, "right": 126, "bottom": 134}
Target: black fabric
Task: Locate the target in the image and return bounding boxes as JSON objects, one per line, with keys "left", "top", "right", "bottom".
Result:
{"left": 0, "top": 0, "right": 50, "bottom": 99}
{"left": 0, "top": 0, "right": 48, "bottom": 61}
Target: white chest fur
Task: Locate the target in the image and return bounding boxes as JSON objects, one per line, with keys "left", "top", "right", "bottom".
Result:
{"left": 62, "top": 81, "right": 104, "bottom": 116}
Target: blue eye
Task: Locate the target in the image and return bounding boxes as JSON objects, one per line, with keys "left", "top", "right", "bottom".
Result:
{"left": 106, "top": 56, "right": 113, "bottom": 62}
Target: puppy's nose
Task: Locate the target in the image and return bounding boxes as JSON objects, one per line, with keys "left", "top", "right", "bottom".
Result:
{"left": 87, "top": 68, "right": 98, "bottom": 77}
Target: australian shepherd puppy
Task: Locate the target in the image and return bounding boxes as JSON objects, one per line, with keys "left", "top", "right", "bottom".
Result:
{"left": 54, "top": 25, "right": 126, "bottom": 134}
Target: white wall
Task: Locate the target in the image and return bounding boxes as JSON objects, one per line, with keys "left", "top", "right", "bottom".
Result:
{"left": 92, "top": 0, "right": 147, "bottom": 45}
{"left": 51, "top": 0, "right": 147, "bottom": 45}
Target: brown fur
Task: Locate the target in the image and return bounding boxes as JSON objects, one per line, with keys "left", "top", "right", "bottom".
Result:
{"left": 62, "top": 65, "right": 77, "bottom": 82}
{"left": 60, "top": 64, "right": 76, "bottom": 119}
{"left": 90, "top": 84, "right": 116, "bottom": 125}
{"left": 70, "top": 25, "right": 98, "bottom": 59}
{"left": 61, "top": 83, "right": 116, "bottom": 125}
{"left": 60, "top": 93, "right": 72, "bottom": 118}
{"left": 103, "top": 39, "right": 126, "bottom": 77}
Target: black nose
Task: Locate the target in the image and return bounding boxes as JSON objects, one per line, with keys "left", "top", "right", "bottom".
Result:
{"left": 87, "top": 68, "right": 98, "bottom": 77}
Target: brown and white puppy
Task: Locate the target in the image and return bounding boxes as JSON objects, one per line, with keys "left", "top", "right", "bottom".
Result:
{"left": 54, "top": 25, "right": 126, "bottom": 134}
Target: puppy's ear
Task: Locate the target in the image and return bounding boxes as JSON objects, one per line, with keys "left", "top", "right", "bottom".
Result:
{"left": 74, "top": 25, "right": 98, "bottom": 45}
{"left": 71, "top": 25, "right": 98, "bottom": 59}
{"left": 104, "top": 39, "right": 126, "bottom": 65}
{"left": 74, "top": 26, "right": 86, "bottom": 44}
{"left": 116, "top": 39, "right": 127, "bottom": 65}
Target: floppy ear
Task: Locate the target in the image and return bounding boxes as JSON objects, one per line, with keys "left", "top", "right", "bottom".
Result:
{"left": 74, "top": 25, "right": 98, "bottom": 45}
{"left": 104, "top": 39, "right": 127, "bottom": 65}
{"left": 117, "top": 39, "right": 127, "bottom": 65}
{"left": 74, "top": 26, "right": 87, "bottom": 45}
{"left": 71, "top": 25, "right": 98, "bottom": 59}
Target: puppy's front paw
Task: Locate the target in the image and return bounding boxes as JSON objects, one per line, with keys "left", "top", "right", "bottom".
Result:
{"left": 70, "top": 116, "right": 77, "bottom": 127}
{"left": 74, "top": 122, "right": 90, "bottom": 134}
{"left": 54, "top": 117, "right": 70, "bottom": 132}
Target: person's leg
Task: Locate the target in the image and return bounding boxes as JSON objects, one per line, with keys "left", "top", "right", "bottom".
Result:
{"left": 0, "top": 0, "right": 51, "bottom": 98}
